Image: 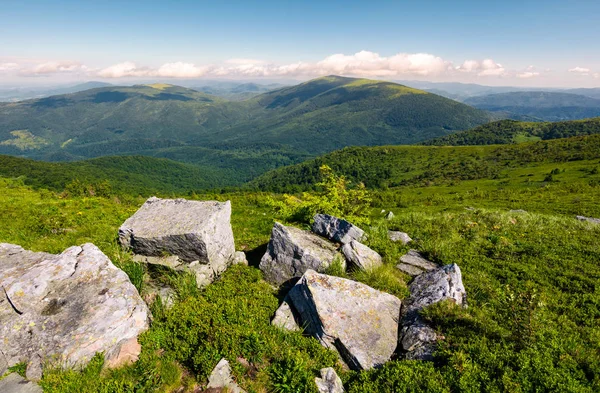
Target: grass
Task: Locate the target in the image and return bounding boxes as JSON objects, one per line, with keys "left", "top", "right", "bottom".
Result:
{"left": 0, "top": 163, "right": 599, "bottom": 391}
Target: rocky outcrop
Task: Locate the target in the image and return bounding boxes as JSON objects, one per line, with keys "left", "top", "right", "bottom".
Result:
{"left": 315, "top": 367, "right": 344, "bottom": 393}
{"left": 118, "top": 197, "right": 236, "bottom": 287}
{"left": 260, "top": 223, "right": 343, "bottom": 286}
{"left": 576, "top": 215, "right": 600, "bottom": 224}
{"left": 400, "top": 264, "right": 466, "bottom": 360}
{"left": 396, "top": 250, "right": 438, "bottom": 277}
{"left": 0, "top": 373, "right": 42, "bottom": 393}
{"left": 341, "top": 240, "right": 382, "bottom": 271}
{"left": 283, "top": 270, "right": 401, "bottom": 370}
{"left": 0, "top": 243, "right": 149, "bottom": 379}
{"left": 388, "top": 231, "right": 412, "bottom": 245}
{"left": 312, "top": 214, "right": 364, "bottom": 244}
{"left": 206, "top": 358, "right": 246, "bottom": 393}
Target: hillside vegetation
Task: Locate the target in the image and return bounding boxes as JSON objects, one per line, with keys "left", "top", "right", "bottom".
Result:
{"left": 422, "top": 118, "right": 600, "bottom": 145}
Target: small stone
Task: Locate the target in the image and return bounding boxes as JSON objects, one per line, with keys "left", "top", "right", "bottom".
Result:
{"left": 576, "top": 215, "right": 600, "bottom": 224}
{"left": 271, "top": 300, "right": 300, "bottom": 331}
{"left": 388, "top": 231, "right": 412, "bottom": 245}
{"left": 399, "top": 250, "right": 438, "bottom": 271}
{"left": 385, "top": 211, "right": 394, "bottom": 220}
{"left": 207, "top": 358, "right": 246, "bottom": 393}
{"left": 315, "top": 367, "right": 344, "bottom": 393}
{"left": 0, "top": 373, "right": 43, "bottom": 393}
{"left": 312, "top": 214, "right": 365, "bottom": 244}
{"left": 233, "top": 251, "right": 248, "bottom": 266}
{"left": 509, "top": 209, "right": 527, "bottom": 214}
{"left": 341, "top": 241, "right": 382, "bottom": 271}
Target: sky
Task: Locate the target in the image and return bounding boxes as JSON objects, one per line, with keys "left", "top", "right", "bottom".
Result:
{"left": 1, "top": 0, "right": 599, "bottom": 87}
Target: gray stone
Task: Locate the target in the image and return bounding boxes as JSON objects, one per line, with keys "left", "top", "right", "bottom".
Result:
{"left": 286, "top": 270, "right": 401, "bottom": 370}
{"left": 510, "top": 209, "right": 527, "bottom": 214}
{"left": 385, "top": 211, "right": 395, "bottom": 220}
{"left": 260, "top": 223, "right": 344, "bottom": 286}
{"left": 119, "top": 197, "right": 236, "bottom": 287}
{"left": 312, "top": 214, "right": 364, "bottom": 244}
{"left": 396, "top": 263, "right": 425, "bottom": 277}
{"left": 400, "top": 264, "right": 466, "bottom": 360}
{"left": 271, "top": 300, "right": 300, "bottom": 331}
{"left": 206, "top": 358, "right": 246, "bottom": 393}
{"left": 233, "top": 251, "right": 248, "bottom": 266}
{"left": 341, "top": 241, "right": 382, "bottom": 271}
{"left": 388, "top": 231, "right": 412, "bottom": 245}
{"left": 399, "top": 250, "right": 438, "bottom": 272}
{"left": 0, "top": 243, "right": 149, "bottom": 377}
{"left": 315, "top": 367, "right": 344, "bottom": 393}
{"left": 0, "top": 373, "right": 42, "bottom": 393}
{"left": 576, "top": 215, "right": 600, "bottom": 224}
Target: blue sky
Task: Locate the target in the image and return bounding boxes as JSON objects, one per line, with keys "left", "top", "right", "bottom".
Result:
{"left": 1, "top": 0, "right": 599, "bottom": 87}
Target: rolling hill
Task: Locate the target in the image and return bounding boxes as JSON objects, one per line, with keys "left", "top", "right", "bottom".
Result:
{"left": 422, "top": 117, "right": 600, "bottom": 145}
{"left": 0, "top": 76, "right": 492, "bottom": 163}
{"left": 464, "top": 91, "right": 600, "bottom": 121}
{"left": 249, "top": 134, "right": 600, "bottom": 192}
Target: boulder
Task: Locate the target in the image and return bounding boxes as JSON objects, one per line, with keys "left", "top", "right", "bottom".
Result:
{"left": 341, "top": 240, "right": 382, "bottom": 271}
{"left": 396, "top": 263, "right": 425, "bottom": 277}
{"left": 315, "top": 367, "right": 344, "bottom": 393}
{"left": 400, "top": 264, "right": 466, "bottom": 360}
{"left": 312, "top": 214, "right": 364, "bottom": 244}
{"left": 260, "top": 223, "right": 343, "bottom": 286}
{"left": 0, "top": 243, "right": 149, "bottom": 378}
{"left": 576, "top": 215, "right": 600, "bottom": 224}
{"left": 285, "top": 270, "right": 401, "bottom": 370}
{"left": 0, "top": 373, "right": 42, "bottom": 393}
{"left": 388, "top": 231, "right": 412, "bottom": 245}
{"left": 118, "top": 197, "right": 236, "bottom": 287}
{"left": 206, "top": 358, "right": 246, "bottom": 393}
{"left": 397, "top": 250, "right": 438, "bottom": 273}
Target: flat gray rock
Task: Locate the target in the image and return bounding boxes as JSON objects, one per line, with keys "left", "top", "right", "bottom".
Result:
{"left": 576, "top": 215, "right": 600, "bottom": 224}
{"left": 388, "top": 231, "right": 412, "bottom": 245}
{"left": 207, "top": 358, "right": 246, "bottom": 393}
{"left": 260, "top": 223, "right": 343, "bottom": 286}
{"left": 286, "top": 270, "right": 401, "bottom": 370}
{"left": 396, "top": 263, "right": 425, "bottom": 277}
{"left": 312, "top": 214, "right": 364, "bottom": 244}
{"left": 0, "top": 243, "right": 149, "bottom": 378}
{"left": 315, "top": 367, "right": 344, "bottom": 393}
{"left": 399, "top": 250, "right": 438, "bottom": 271}
{"left": 0, "top": 373, "right": 42, "bottom": 393}
{"left": 341, "top": 240, "right": 382, "bottom": 271}
{"left": 400, "top": 264, "right": 466, "bottom": 360}
{"left": 119, "top": 197, "right": 236, "bottom": 287}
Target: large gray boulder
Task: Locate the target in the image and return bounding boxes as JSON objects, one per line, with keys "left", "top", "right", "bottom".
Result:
{"left": 0, "top": 373, "right": 42, "bottom": 393}
{"left": 341, "top": 240, "right": 382, "bottom": 271}
{"left": 119, "top": 197, "right": 236, "bottom": 287}
{"left": 312, "top": 214, "right": 364, "bottom": 244}
{"left": 0, "top": 243, "right": 149, "bottom": 379}
{"left": 284, "top": 270, "right": 401, "bottom": 370}
{"left": 315, "top": 367, "right": 344, "bottom": 393}
{"left": 260, "top": 223, "right": 343, "bottom": 286}
{"left": 400, "top": 264, "right": 466, "bottom": 360}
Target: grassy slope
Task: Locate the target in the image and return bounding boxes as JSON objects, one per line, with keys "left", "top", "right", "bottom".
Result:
{"left": 0, "top": 166, "right": 598, "bottom": 391}
{"left": 250, "top": 134, "right": 600, "bottom": 192}
{"left": 422, "top": 118, "right": 600, "bottom": 146}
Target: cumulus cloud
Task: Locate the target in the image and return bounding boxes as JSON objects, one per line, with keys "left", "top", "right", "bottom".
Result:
{"left": 457, "top": 59, "right": 505, "bottom": 76}
{"left": 97, "top": 62, "right": 151, "bottom": 78}
{"left": 0, "top": 62, "right": 19, "bottom": 72}
{"left": 516, "top": 65, "right": 540, "bottom": 78}
{"left": 569, "top": 66, "right": 591, "bottom": 75}
{"left": 17, "top": 61, "right": 89, "bottom": 76}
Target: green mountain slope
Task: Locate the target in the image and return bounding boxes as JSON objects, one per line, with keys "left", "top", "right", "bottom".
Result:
{"left": 249, "top": 134, "right": 600, "bottom": 192}
{"left": 0, "top": 76, "right": 492, "bottom": 162}
{"left": 422, "top": 117, "right": 600, "bottom": 145}
{"left": 464, "top": 91, "right": 600, "bottom": 121}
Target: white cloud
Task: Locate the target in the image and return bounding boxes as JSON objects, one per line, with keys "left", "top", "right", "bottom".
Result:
{"left": 594, "top": 73, "right": 600, "bottom": 79}
{"left": 0, "top": 62, "right": 19, "bottom": 72}
{"left": 156, "top": 62, "right": 209, "bottom": 78}
{"left": 458, "top": 59, "right": 505, "bottom": 76}
{"left": 517, "top": 72, "right": 540, "bottom": 78}
{"left": 17, "top": 61, "right": 89, "bottom": 76}
{"left": 97, "top": 62, "right": 151, "bottom": 78}
{"left": 569, "top": 66, "right": 591, "bottom": 75}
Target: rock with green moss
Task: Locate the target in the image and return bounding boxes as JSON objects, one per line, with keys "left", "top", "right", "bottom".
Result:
{"left": 118, "top": 197, "right": 236, "bottom": 287}
{"left": 260, "top": 223, "right": 344, "bottom": 286}
{"left": 0, "top": 243, "right": 149, "bottom": 379}
{"left": 285, "top": 270, "right": 401, "bottom": 370}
